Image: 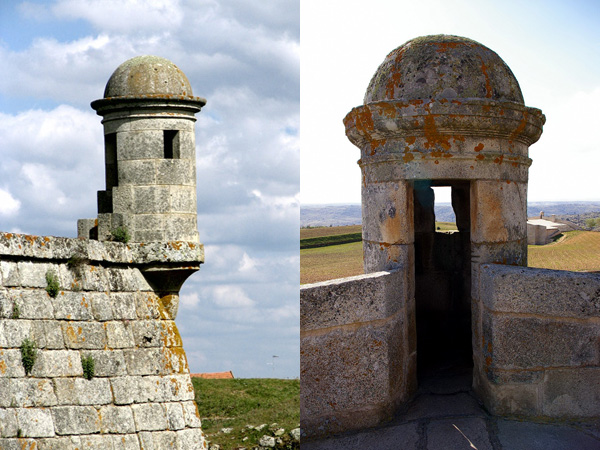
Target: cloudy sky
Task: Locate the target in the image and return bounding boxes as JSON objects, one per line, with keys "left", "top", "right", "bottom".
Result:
{"left": 301, "top": 0, "right": 600, "bottom": 204}
{"left": 0, "top": 0, "right": 299, "bottom": 378}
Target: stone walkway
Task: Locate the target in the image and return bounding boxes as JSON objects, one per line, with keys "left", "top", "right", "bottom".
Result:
{"left": 301, "top": 368, "right": 600, "bottom": 450}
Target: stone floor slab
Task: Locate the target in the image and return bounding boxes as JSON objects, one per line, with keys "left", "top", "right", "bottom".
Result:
{"left": 402, "top": 392, "right": 484, "bottom": 421}
{"left": 496, "top": 419, "right": 600, "bottom": 450}
{"left": 300, "top": 422, "right": 419, "bottom": 450}
{"left": 427, "top": 418, "right": 493, "bottom": 450}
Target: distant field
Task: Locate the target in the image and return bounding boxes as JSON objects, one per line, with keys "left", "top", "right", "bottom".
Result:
{"left": 528, "top": 231, "right": 600, "bottom": 271}
{"left": 300, "top": 225, "right": 361, "bottom": 239}
{"left": 300, "top": 227, "right": 600, "bottom": 284}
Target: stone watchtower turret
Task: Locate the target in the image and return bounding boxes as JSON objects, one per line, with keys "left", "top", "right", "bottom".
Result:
{"left": 79, "top": 55, "right": 206, "bottom": 244}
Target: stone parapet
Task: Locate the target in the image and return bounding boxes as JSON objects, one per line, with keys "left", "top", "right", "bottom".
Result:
{"left": 474, "top": 264, "right": 600, "bottom": 420}
{"left": 301, "top": 270, "right": 416, "bottom": 438}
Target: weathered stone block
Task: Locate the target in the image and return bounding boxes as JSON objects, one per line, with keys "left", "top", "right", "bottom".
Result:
{"left": 471, "top": 180, "right": 527, "bottom": 244}
{"left": 15, "top": 289, "right": 54, "bottom": 319}
{"left": 111, "top": 434, "right": 141, "bottom": 450}
{"left": 301, "top": 270, "right": 405, "bottom": 330}
{"left": 107, "top": 269, "right": 139, "bottom": 293}
{"left": 99, "top": 405, "right": 135, "bottom": 433}
{"left": 0, "top": 349, "right": 26, "bottom": 377}
{"left": 132, "top": 320, "right": 181, "bottom": 348}
{"left": 31, "top": 350, "right": 82, "bottom": 377}
{"left": 89, "top": 292, "right": 113, "bottom": 321}
{"left": 176, "top": 428, "right": 206, "bottom": 450}
{"left": 111, "top": 376, "right": 150, "bottom": 405}
{"left": 8, "top": 378, "right": 57, "bottom": 407}
{"left": 86, "top": 350, "right": 127, "bottom": 376}
{"left": 143, "top": 375, "right": 195, "bottom": 402}
{"left": 169, "top": 186, "right": 197, "bottom": 213}
{"left": 542, "top": 368, "right": 600, "bottom": 417}
{"left": 362, "top": 240, "right": 413, "bottom": 273}
{"left": 17, "top": 262, "right": 54, "bottom": 288}
{"left": 0, "top": 408, "right": 18, "bottom": 437}
{"left": 123, "top": 348, "right": 165, "bottom": 375}
{"left": 164, "top": 402, "right": 185, "bottom": 430}
{"left": 106, "top": 321, "right": 135, "bottom": 348}
{"left": 132, "top": 403, "right": 168, "bottom": 431}
{"left": 362, "top": 181, "right": 413, "bottom": 245}
{"left": 62, "top": 322, "right": 107, "bottom": 349}
{"left": 471, "top": 240, "right": 527, "bottom": 266}
{"left": 156, "top": 160, "right": 195, "bottom": 186}
{"left": 133, "top": 214, "right": 165, "bottom": 231}
{"left": 118, "top": 130, "right": 163, "bottom": 160}
{"left": 37, "top": 436, "right": 83, "bottom": 450}
{"left": 480, "top": 264, "right": 600, "bottom": 319}
{"left": 54, "top": 378, "right": 112, "bottom": 406}
{"left": 182, "top": 401, "right": 201, "bottom": 428}
{"left": 301, "top": 313, "right": 406, "bottom": 436}
{"left": 118, "top": 160, "right": 157, "bottom": 185}
{"left": 0, "top": 319, "right": 32, "bottom": 347}
{"left": 53, "top": 292, "right": 94, "bottom": 320}
{"left": 133, "top": 186, "right": 170, "bottom": 213}
{"left": 0, "top": 261, "right": 19, "bottom": 286}
{"left": 110, "top": 292, "right": 138, "bottom": 320}
{"left": 52, "top": 406, "right": 100, "bottom": 435}
{"left": 17, "top": 407, "right": 55, "bottom": 437}
{"left": 80, "top": 265, "right": 109, "bottom": 291}
{"left": 485, "top": 315, "right": 599, "bottom": 369}
{"left": 135, "top": 292, "right": 161, "bottom": 320}
{"left": 32, "top": 320, "right": 65, "bottom": 349}
{"left": 138, "top": 431, "right": 177, "bottom": 449}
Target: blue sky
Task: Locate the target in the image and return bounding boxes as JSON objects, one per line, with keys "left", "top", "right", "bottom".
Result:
{"left": 0, "top": 0, "right": 299, "bottom": 378}
{"left": 301, "top": 0, "right": 600, "bottom": 204}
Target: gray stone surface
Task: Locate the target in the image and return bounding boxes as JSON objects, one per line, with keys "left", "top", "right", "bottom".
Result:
{"left": 301, "top": 270, "right": 404, "bottom": 330}
{"left": 427, "top": 418, "right": 492, "bottom": 450}
{"left": 53, "top": 406, "right": 100, "bottom": 435}
{"left": 496, "top": 419, "right": 600, "bottom": 450}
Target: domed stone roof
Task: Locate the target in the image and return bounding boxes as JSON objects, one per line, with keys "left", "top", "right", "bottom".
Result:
{"left": 364, "top": 35, "right": 524, "bottom": 104}
{"left": 103, "top": 55, "right": 194, "bottom": 99}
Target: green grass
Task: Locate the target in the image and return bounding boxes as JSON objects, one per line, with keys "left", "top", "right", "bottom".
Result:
{"left": 301, "top": 241, "right": 363, "bottom": 284}
{"left": 193, "top": 378, "right": 299, "bottom": 450}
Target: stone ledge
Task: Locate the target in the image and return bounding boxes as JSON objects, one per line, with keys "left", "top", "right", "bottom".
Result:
{"left": 0, "top": 232, "right": 203, "bottom": 266}
{"left": 480, "top": 264, "right": 600, "bottom": 319}
{"left": 301, "top": 270, "right": 404, "bottom": 330}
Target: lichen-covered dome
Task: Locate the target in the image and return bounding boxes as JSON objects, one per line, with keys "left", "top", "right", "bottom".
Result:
{"left": 103, "top": 55, "right": 194, "bottom": 98}
{"left": 364, "top": 35, "right": 524, "bottom": 104}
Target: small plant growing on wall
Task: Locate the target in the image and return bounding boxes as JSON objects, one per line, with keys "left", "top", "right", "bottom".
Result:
{"left": 20, "top": 338, "right": 37, "bottom": 375}
{"left": 110, "top": 226, "right": 131, "bottom": 243}
{"left": 81, "top": 354, "right": 95, "bottom": 380}
{"left": 45, "top": 270, "right": 60, "bottom": 298}
{"left": 11, "top": 303, "right": 20, "bottom": 319}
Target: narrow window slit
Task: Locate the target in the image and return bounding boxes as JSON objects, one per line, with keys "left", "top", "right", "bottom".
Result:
{"left": 164, "top": 130, "right": 180, "bottom": 159}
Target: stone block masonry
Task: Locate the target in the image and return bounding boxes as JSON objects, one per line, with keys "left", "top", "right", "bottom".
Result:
{"left": 474, "top": 264, "right": 600, "bottom": 419}
{"left": 0, "top": 231, "right": 207, "bottom": 449}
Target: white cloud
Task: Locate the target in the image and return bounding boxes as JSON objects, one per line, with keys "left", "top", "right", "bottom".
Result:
{"left": 52, "top": 0, "right": 185, "bottom": 33}
{"left": 0, "top": 189, "right": 21, "bottom": 216}
{"left": 212, "top": 285, "right": 255, "bottom": 308}
{"left": 180, "top": 292, "right": 201, "bottom": 309}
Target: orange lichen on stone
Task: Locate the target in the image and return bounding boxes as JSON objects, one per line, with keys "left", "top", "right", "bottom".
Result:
{"left": 423, "top": 115, "right": 451, "bottom": 151}
{"left": 494, "top": 155, "right": 504, "bottom": 164}
{"left": 406, "top": 136, "right": 416, "bottom": 146}
{"left": 402, "top": 152, "right": 415, "bottom": 163}
{"left": 480, "top": 61, "right": 493, "bottom": 98}
{"left": 378, "top": 102, "right": 397, "bottom": 119}
{"left": 476, "top": 154, "right": 485, "bottom": 160}
{"left": 354, "top": 108, "right": 375, "bottom": 136}
{"left": 474, "top": 143, "right": 484, "bottom": 152}
{"left": 509, "top": 111, "right": 529, "bottom": 141}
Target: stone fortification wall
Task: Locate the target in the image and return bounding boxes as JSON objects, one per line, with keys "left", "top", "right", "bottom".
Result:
{"left": 300, "top": 270, "right": 414, "bottom": 438}
{"left": 474, "top": 264, "right": 600, "bottom": 420}
{"left": 0, "top": 232, "right": 206, "bottom": 449}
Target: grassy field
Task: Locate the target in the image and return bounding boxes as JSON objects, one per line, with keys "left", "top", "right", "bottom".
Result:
{"left": 528, "top": 230, "right": 600, "bottom": 271}
{"left": 300, "top": 224, "right": 361, "bottom": 239}
{"left": 193, "top": 378, "right": 299, "bottom": 450}
{"left": 300, "top": 226, "right": 600, "bottom": 284}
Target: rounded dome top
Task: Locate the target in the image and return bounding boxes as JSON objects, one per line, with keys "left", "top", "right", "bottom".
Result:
{"left": 364, "top": 35, "right": 524, "bottom": 104}
{"left": 103, "top": 55, "right": 194, "bottom": 99}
